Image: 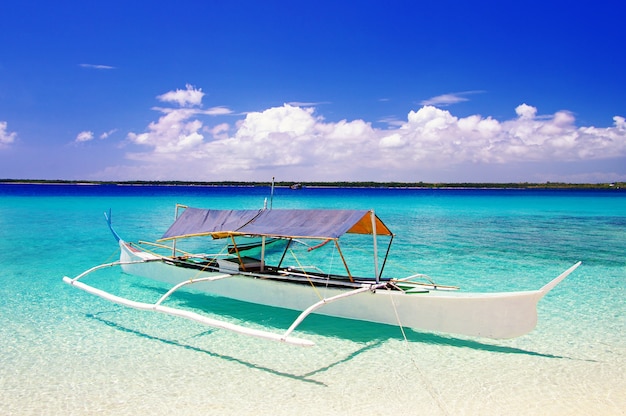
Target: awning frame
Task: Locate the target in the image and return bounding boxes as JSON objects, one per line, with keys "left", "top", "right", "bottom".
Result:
{"left": 159, "top": 205, "right": 395, "bottom": 282}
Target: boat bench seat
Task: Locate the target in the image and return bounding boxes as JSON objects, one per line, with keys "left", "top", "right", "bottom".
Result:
{"left": 217, "top": 256, "right": 263, "bottom": 272}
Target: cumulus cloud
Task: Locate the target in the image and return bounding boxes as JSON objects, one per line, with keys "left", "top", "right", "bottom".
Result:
{"left": 377, "top": 104, "right": 626, "bottom": 167}
{"left": 126, "top": 85, "right": 235, "bottom": 164}
{"left": 0, "top": 121, "right": 17, "bottom": 148}
{"left": 157, "top": 84, "right": 204, "bottom": 107}
{"left": 75, "top": 131, "right": 94, "bottom": 142}
{"left": 114, "top": 88, "right": 626, "bottom": 182}
{"left": 124, "top": 102, "right": 378, "bottom": 179}
{"left": 515, "top": 103, "right": 538, "bottom": 119}
{"left": 128, "top": 108, "right": 204, "bottom": 155}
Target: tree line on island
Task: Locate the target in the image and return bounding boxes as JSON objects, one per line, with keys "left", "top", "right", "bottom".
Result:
{"left": 1, "top": 179, "right": 623, "bottom": 190}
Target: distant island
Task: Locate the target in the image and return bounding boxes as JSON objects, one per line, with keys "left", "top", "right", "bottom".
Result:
{"left": 0, "top": 179, "right": 623, "bottom": 190}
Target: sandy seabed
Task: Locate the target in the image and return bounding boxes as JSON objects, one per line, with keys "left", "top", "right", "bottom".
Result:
{"left": 2, "top": 305, "right": 624, "bottom": 416}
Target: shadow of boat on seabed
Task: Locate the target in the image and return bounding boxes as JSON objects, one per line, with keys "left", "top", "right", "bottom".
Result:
{"left": 86, "top": 312, "right": 330, "bottom": 386}
{"left": 131, "top": 282, "right": 593, "bottom": 360}
{"left": 85, "top": 308, "right": 597, "bottom": 390}
{"left": 85, "top": 280, "right": 597, "bottom": 368}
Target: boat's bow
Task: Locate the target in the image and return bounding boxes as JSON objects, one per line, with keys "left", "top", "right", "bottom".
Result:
{"left": 539, "top": 261, "right": 582, "bottom": 297}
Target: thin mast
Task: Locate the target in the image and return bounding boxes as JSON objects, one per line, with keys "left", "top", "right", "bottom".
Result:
{"left": 172, "top": 204, "right": 185, "bottom": 257}
{"left": 334, "top": 240, "right": 354, "bottom": 282}
{"left": 371, "top": 210, "right": 380, "bottom": 283}
{"left": 269, "top": 176, "right": 275, "bottom": 210}
{"left": 260, "top": 235, "right": 266, "bottom": 272}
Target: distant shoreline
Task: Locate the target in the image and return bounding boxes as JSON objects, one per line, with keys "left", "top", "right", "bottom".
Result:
{"left": 0, "top": 179, "right": 623, "bottom": 190}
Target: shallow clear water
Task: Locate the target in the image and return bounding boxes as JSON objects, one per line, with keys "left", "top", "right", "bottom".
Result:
{"left": 1, "top": 184, "right": 624, "bottom": 415}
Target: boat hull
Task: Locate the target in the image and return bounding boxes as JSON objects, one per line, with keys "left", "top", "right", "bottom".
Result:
{"left": 119, "top": 241, "right": 553, "bottom": 339}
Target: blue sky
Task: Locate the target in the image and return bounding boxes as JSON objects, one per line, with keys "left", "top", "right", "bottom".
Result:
{"left": 1, "top": 0, "right": 624, "bottom": 183}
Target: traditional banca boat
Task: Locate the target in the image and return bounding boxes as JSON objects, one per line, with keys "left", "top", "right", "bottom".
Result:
{"left": 64, "top": 204, "right": 581, "bottom": 346}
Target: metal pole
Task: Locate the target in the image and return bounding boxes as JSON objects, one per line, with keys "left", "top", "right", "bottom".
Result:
{"left": 270, "top": 176, "right": 275, "bottom": 210}
{"left": 371, "top": 210, "right": 380, "bottom": 283}
{"left": 260, "top": 235, "right": 266, "bottom": 271}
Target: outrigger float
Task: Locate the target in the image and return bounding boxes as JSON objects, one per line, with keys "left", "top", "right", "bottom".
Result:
{"left": 64, "top": 204, "right": 581, "bottom": 346}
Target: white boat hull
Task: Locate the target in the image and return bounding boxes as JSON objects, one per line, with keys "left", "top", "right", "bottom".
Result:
{"left": 118, "top": 240, "right": 580, "bottom": 340}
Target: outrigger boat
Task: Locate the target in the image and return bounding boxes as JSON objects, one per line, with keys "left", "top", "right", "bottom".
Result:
{"left": 64, "top": 204, "right": 581, "bottom": 346}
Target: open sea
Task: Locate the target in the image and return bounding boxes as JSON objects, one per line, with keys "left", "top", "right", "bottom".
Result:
{"left": 1, "top": 183, "right": 624, "bottom": 415}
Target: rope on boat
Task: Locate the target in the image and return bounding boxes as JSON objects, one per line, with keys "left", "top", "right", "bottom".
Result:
{"left": 139, "top": 239, "right": 230, "bottom": 281}
{"left": 186, "top": 243, "right": 230, "bottom": 280}
{"left": 103, "top": 246, "right": 122, "bottom": 265}
{"left": 388, "top": 287, "right": 450, "bottom": 416}
{"left": 288, "top": 249, "right": 323, "bottom": 301}
{"left": 326, "top": 240, "right": 337, "bottom": 289}
{"left": 342, "top": 242, "right": 440, "bottom": 286}
{"left": 388, "top": 285, "right": 409, "bottom": 342}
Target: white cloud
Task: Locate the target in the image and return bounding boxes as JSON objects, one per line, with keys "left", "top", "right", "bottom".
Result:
{"left": 204, "top": 106, "right": 233, "bottom": 116}
{"left": 515, "top": 103, "right": 538, "bottom": 119}
{"left": 125, "top": 85, "right": 237, "bottom": 160}
{"left": 421, "top": 94, "right": 469, "bottom": 106}
{"left": 100, "top": 129, "right": 117, "bottom": 139}
{"left": 75, "top": 131, "right": 94, "bottom": 143}
{"left": 379, "top": 104, "right": 626, "bottom": 167}
{"left": 80, "top": 63, "right": 116, "bottom": 70}
{"left": 211, "top": 123, "right": 230, "bottom": 134}
{"left": 127, "top": 109, "right": 203, "bottom": 153}
{"left": 420, "top": 91, "right": 484, "bottom": 106}
{"left": 157, "top": 84, "right": 204, "bottom": 107}
{"left": 379, "top": 133, "right": 405, "bottom": 148}
{"left": 123, "top": 103, "right": 378, "bottom": 178}
{"left": 110, "top": 90, "right": 626, "bottom": 183}
{"left": 235, "top": 105, "right": 318, "bottom": 140}
{"left": 286, "top": 101, "right": 330, "bottom": 107}
{"left": 0, "top": 121, "right": 17, "bottom": 148}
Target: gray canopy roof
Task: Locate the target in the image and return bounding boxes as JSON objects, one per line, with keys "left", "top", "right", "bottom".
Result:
{"left": 160, "top": 207, "right": 392, "bottom": 241}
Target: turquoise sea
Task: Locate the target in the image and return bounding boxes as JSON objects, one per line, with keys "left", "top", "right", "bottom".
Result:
{"left": 1, "top": 184, "right": 624, "bottom": 415}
